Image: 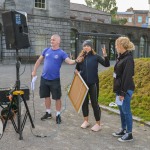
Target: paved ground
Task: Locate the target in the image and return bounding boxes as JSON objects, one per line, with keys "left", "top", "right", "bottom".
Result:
{"left": 0, "top": 62, "right": 150, "bottom": 150}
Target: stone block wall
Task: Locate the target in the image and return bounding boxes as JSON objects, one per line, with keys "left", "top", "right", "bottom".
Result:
{"left": 0, "top": 0, "right": 71, "bottom": 62}
{"left": 27, "top": 15, "right": 71, "bottom": 55}
{"left": 70, "top": 10, "right": 111, "bottom": 24}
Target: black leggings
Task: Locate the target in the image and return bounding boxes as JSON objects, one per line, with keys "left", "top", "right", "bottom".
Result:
{"left": 82, "top": 83, "right": 101, "bottom": 121}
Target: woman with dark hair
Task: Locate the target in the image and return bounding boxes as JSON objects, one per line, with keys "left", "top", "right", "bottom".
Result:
{"left": 75, "top": 40, "right": 110, "bottom": 132}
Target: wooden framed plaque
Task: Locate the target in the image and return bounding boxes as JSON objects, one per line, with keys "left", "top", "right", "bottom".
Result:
{"left": 68, "top": 73, "right": 89, "bottom": 113}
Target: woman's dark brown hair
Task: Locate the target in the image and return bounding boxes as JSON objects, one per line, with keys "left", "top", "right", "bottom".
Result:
{"left": 77, "top": 49, "right": 96, "bottom": 62}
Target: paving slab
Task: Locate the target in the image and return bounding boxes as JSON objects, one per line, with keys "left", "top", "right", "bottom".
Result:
{"left": 0, "top": 63, "right": 150, "bottom": 150}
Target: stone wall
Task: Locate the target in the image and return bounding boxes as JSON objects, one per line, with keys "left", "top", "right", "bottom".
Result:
{"left": 70, "top": 3, "right": 111, "bottom": 24}
{"left": 70, "top": 10, "right": 110, "bottom": 24}
{"left": 0, "top": 1, "right": 150, "bottom": 63}
{"left": 71, "top": 19, "right": 150, "bottom": 58}
{"left": 0, "top": 0, "right": 71, "bottom": 62}
{"left": 27, "top": 15, "right": 70, "bottom": 55}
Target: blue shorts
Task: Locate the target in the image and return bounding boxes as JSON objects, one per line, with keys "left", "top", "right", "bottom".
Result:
{"left": 39, "top": 77, "right": 61, "bottom": 100}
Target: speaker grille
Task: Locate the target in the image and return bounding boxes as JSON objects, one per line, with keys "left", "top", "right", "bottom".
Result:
{"left": 2, "top": 11, "right": 30, "bottom": 50}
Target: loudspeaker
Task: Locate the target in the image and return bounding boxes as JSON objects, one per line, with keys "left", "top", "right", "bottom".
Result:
{"left": 2, "top": 11, "right": 30, "bottom": 50}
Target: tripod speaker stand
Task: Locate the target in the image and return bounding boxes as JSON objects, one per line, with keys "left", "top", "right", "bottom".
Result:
{"left": 2, "top": 49, "right": 35, "bottom": 140}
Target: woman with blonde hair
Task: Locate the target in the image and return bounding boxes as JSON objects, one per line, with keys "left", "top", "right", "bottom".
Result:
{"left": 112, "top": 36, "right": 135, "bottom": 142}
{"left": 75, "top": 40, "right": 110, "bottom": 132}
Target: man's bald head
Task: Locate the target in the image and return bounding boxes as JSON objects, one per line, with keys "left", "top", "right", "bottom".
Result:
{"left": 51, "top": 34, "right": 61, "bottom": 49}
{"left": 51, "top": 34, "right": 61, "bottom": 42}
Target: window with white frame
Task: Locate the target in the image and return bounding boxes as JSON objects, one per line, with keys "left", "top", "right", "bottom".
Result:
{"left": 138, "top": 16, "right": 142, "bottom": 23}
{"left": 35, "top": 0, "right": 46, "bottom": 9}
{"left": 34, "top": 35, "right": 48, "bottom": 55}
{"left": 128, "top": 17, "right": 132, "bottom": 23}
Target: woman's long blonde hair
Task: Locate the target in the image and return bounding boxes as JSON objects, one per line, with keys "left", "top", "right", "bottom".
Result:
{"left": 116, "top": 37, "right": 135, "bottom": 51}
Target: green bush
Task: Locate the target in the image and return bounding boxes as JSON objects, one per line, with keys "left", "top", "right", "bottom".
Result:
{"left": 98, "top": 58, "right": 150, "bottom": 121}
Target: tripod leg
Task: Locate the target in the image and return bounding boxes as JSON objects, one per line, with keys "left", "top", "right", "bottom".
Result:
{"left": 3, "top": 103, "right": 13, "bottom": 132}
{"left": 22, "top": 95, "right": 35, "bottom": 128}
{"left": 17, "top": 95, "right": 23, "bottom": 140}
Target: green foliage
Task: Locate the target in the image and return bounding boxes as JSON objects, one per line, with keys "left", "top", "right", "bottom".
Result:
{"left": 111, "top": 17, "right": 127, "bottom": 25}
{"left": 110, "top": 6, "right": 117, "bottom": 17}
{"left": 85, "top": 0, "right": 127, "bottom": 25}
{"left": 85, "top": 0, "right": 117, "bottom": 13}
{"left": 98, "top": 58, "right": 150, "bottom": 121}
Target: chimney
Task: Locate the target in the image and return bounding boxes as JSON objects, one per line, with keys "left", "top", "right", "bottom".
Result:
{"left": 126, "top": 7, "right": 134, "bottom": 12}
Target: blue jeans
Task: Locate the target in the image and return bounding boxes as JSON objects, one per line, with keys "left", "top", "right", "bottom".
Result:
{"left": 118, "top": 90, "right": 133, "bottom": 133}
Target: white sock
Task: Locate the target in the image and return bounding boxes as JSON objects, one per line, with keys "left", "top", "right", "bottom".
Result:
{"left": 56, "top": 111, "right": 60, "bottom": 116}
{"left": 46, "top": 109, "right": 51, "bottom": 114}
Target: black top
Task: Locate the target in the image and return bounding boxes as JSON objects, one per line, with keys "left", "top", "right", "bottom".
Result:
{"left": 76, "top": 52, "right": 110, "bottom": 85}
{"left": 113, "top": 51, "right": 135, "bottom": 96}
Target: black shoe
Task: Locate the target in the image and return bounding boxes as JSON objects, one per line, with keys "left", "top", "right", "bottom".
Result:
{"left": 112, "top": 129, "right": 126, "bottom": 137}
{"left": 41, "top": 112, "right": 52, "bottom": 121}
{"left": 56, "top": 114, "right": 61, "bottom": 124}
{"left": 118, "top": 132, "right": 133, "bottom": 142}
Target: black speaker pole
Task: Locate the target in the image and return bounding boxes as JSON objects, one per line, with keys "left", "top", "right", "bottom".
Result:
{"left": 2, "top": 49, "right": 35, "bottom": 140}
{"left": 16, "top": 49, "right": 20, "bottom": 91}
{"left": 15, "top": 49, "right": 22, "bottom": 140}
{"left": 2, "top": 49, "right": 23, "bottom": 140}
{"left": 15, "top": 49, "right": 35, "bottom": 140}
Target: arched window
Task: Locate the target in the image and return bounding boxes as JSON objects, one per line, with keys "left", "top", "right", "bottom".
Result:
{"left": 139, "top": 36, "right": 148, "bottom": 57}
{"left": 109, "top": 40, "right": 116, "bottom": 60}
{"left": 127, "top": 33, "right": 134, "bottom": 41}
{"left": 108, "top": 32, "right": 118, "bottom": 60}
{"left": 91, "top": 30, "right": 98, "bottom": 52}
{"left": 126, "top": 33, "right": 137, "bottom": 57}
{"left": 70, "top": 29, "right": 78, "bottom": 59}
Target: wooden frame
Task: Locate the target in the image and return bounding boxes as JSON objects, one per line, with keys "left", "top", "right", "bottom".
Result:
{"left": 68, "top": 73, "right": 89, "bottom": 113}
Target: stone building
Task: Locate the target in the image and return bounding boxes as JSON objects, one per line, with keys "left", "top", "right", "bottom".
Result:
{"left": 0, "top": 0, "right": 71, "bottom": 62}
{"left": 0, "top": 1, "right": 150, "bottom": 63}
{"left": 70, "top": 4, "right": 150, "bottom": 59}
{"left": 70, "top": 3, "right": 111, "bottom": 23}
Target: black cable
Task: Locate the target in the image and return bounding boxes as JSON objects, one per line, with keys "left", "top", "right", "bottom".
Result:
{"left": 26, "top": 38, "right": 60, "bottom": 138}
{"left": 19, "top": 45, "right": 32, "bottom": 76}
{"left": 29, "top": 90, "right": 59, "bottom": 138}
{"left": 28, "top": 56, "right": 76, "bottom": 138}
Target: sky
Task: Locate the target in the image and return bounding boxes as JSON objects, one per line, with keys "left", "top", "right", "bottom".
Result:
{"left": 70, "top": 0, "right": 149, "bottom": 12}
